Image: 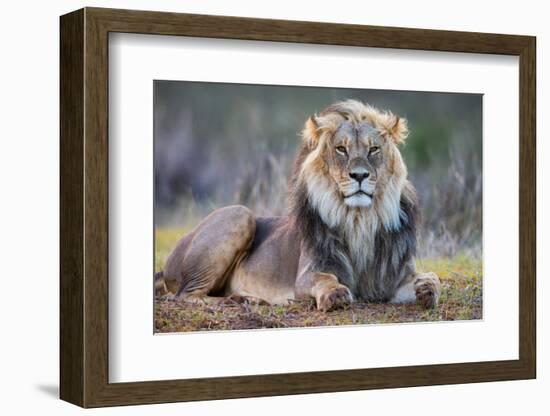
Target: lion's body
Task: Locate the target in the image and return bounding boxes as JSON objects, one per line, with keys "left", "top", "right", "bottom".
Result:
{"left": 157, "top": 100, "right": 441, "bottom": 311}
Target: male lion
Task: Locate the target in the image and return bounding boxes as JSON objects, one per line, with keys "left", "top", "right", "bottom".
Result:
{"left": 155, "top": 100, "right": 441, "bottom": 311}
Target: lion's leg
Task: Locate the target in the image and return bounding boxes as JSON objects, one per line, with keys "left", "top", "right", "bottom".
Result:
{"left": 295, "top": 271, "right": 353, "bottom": 312}
{"left": 163, "top": 205, "right": 256, "bottom": 302}
{"left": 390, "top": 272, "right": 441, "bottom": 309}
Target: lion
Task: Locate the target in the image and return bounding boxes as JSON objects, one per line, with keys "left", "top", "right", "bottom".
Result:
{"left": 155, "top": 99, "right": 441, "bottom": 311}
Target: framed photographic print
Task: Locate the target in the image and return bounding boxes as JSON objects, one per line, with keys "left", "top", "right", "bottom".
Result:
{"left": 60, "top": 7, "right": 536, "bottom": 408}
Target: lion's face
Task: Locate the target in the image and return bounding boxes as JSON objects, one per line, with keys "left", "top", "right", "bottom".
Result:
{"left": 297, "top": 99, "right": 409, "bottom": 232}
{"left": 327, "top": 121, "right": 384, "bottom": 208}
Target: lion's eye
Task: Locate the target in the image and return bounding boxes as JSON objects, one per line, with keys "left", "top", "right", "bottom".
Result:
{"left": 335, "top": 146, "right": 347, "bottom": 155}
{"left": 369, "top": 146, "right": 380, "bottom": 155}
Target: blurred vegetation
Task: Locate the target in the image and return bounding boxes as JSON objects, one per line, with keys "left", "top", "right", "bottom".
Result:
{"left": 154, "top": 81, "right": 482, "bottom": 258}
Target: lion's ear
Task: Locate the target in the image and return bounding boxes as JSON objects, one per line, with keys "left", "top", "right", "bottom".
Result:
{"left": 381, "top": 115, "right": 408, "bottom": 145}
{"left": 302, "top": 115, "right": 321, "bottom": 149}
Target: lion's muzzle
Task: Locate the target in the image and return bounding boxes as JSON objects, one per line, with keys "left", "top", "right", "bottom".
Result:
{"left": 343, "top": 166, "right": 375, "bottom": 207}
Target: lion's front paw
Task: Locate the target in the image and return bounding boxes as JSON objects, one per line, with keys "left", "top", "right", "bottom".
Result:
{"left": 414, "top": 272, "right": 441, "bottom": 309}
{"left": 316, "top": 284, "right": 353, "bottom": 312}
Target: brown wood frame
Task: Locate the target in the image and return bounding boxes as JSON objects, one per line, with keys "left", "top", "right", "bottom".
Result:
{"left": 60, "top": 7, "right": 536, "bottom": 408}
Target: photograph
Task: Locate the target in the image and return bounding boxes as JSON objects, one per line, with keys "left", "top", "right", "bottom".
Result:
{"left": 153, "top": 81, "right": 483, "bottom": 333}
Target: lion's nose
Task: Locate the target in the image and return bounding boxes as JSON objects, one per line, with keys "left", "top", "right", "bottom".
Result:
{"left": 349, "top": 169, "right": 370, "bottom": 184}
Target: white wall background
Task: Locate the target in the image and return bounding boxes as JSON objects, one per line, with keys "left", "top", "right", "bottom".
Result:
{"left": 0, "top": 0, "right": 546, "bottom": 414}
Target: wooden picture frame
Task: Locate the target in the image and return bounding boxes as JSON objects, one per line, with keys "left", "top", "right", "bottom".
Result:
{"left": 60, "top": 7, "right": 536, "bottom": 408}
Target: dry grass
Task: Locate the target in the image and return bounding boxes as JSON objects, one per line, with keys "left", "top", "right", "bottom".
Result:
{"left": 154, "top": 229, "right": 482, "bottom": 333}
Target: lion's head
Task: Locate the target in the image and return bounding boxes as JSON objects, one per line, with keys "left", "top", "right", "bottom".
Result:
{"left": 291, "top": 100, "right": 417, "bottom": 295}
{"left": 295, "top": 99, "right": 409, "bottom": 231}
